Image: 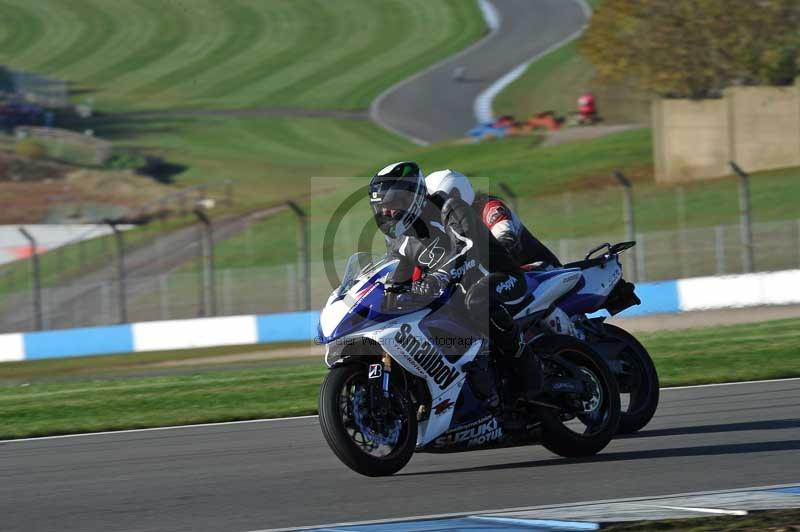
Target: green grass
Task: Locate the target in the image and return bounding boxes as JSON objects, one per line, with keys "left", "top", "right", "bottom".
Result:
{"left": 408, "top": 128, "right": 800, "bottom": 239}
{"left": 604, "top": 508, "right": 800, "bottom": 531}
{"left": 1, "top": 317, "right": 799, "bottom": 439}
{"left": 0, "top": 0, "right": 485, "bottom": 112}
{"left": 641, "top": 318, "right": 800, "bottom": 387}
{"left": 91, "top": 115, "right": 413, "bottom": 206}
{"left": 0, "top": 360, "right": 323, "bottom": 439}
{"left": 0, "top": 342, "right": 312, "bottom": 382}
{"left": 0, "top": 0, "right": 486, "bottom": 220}
{"left": 198, "top": 127, "right": 800, "bottom": 271}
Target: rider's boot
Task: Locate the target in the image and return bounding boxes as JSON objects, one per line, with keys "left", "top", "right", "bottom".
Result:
{"left": 496, "top": 328, "right": 543, "bottom": 402}
{"left": 512, "top": 338, "right": 544, "bottom": 401}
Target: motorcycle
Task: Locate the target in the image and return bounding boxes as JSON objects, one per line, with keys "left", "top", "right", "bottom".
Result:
{"left": 317, "top": 251, "right": 623, "bottom": 477}
{"left": 550, "top": 242, "right": 660, "bottom": 434}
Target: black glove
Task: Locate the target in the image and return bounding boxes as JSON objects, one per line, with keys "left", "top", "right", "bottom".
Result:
{"left": 411, "top": 273, "right": 447, "bottom": 297}
{"left": 384, "top": 282, "right": 410, "bottom": 294}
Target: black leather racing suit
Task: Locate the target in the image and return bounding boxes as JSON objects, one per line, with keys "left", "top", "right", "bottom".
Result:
{"left": 473, "top": 194, "right": 561, "bottom": 267}
{"left": 386, "top": 195, "right": 529, "bottom": 360}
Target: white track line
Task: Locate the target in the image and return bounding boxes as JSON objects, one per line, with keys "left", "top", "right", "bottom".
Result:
{"left": 243, "top": 482, "right": 800, "bottom": 532}
{"left": 662, "top": 376, "right": 800, "bottom": 391}
{"left": 2, "top": 377, "right": 799, "bottom": 444}
{"left": 473, "top": 0, "right": 592, "bottom": 123}
{"left": 0, "top": 415, "right": 317, "bottom": 444}
{"left": 646, "top": 505, "right": 747, "bottom": 516}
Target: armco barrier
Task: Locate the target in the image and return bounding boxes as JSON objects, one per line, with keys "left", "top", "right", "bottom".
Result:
{"left": 1, "top": 269, "right": 799, "bottom": 362}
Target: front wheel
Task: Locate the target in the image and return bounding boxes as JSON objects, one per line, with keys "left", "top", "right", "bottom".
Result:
{"left": 535, "top": 336, "right": 621, "bottom": 458}
{"left": 318, "top": 363, "right": 417, "bottom": 477}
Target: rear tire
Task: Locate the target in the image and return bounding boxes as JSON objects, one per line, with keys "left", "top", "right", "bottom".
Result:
{"left": 318, "top": 363, "right": 417, "bottom": 477}
{"left": 602, "top": 324, "right": 659, "bottom": 434}
{"left": 535, "top": 336, "right": 620, "bottom": 458}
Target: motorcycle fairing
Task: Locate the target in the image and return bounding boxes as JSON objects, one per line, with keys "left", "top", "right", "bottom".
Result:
{"left": 361, "top": 317, "right": 483, "bottom": 447}
{"left": 558, "top": 256, "right": 623, "bottom": 316}
{"left": 513, "top": 268, "right": 582, "bottom": 319}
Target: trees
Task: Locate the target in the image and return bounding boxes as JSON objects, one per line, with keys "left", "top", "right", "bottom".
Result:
{"left": 578, "top": 0, "right": 800, "bottom": 98}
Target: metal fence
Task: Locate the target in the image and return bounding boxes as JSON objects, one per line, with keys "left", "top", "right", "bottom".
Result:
{"left": 3, "top": 161, "right": 800, "bottom": 333}
{"left": 2, "top": 214, "right": 800, "bottom": 333}
{"left": 0, "top": 262, "right": 333, "bottom": 333}
{"left": 543, "top": 217, "right": 800, "bottom": 283}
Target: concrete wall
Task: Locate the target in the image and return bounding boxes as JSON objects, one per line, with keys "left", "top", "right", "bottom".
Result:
{"left": 653, "top": 82, "right": 800, "bottom": 182}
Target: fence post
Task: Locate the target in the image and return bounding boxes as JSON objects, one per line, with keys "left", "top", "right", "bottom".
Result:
{"left": 676, "top": 186, "right": 689, "bottom": 277}
{"left": 562, "top": 191, "right": 574, "bottom": 237}
{"left": 498, "top": 183, "right": 518, "bottom": 213}
{"left": 223, "top": 269, "right": 233, "bottom": 315}
{"left": 194, "top": 208, "right": 216, "bottom": 317}
{"left": 245, "top": 223, "right": 255, "bottom": 266}
{"left": 225, "top": 179, "right": 234, "bottom": 206}
{"left": 714, "top": 225, "right": 726, "bottom": 274}
{"left": 613, "top": 171, "right": 638, "bottom": 281}
{"left": 729, "top": 161, "right": 754, "bottom": 273}
{"left": 107, "top": 221, "right": 127, "bottom": 324}
{"left": 797, "top": 219, "right": 800, "bottom": 268}
{"left": 287, "top": 263, "right": 297, "bottom": 311}
{"left": 558, "top": 239, "right": 569, "bottom": 263}
{"left": 635, "top": 232, "right": 646, "bottom": 281}
{"left": 159, "top": 273, "right": 169, "bottom": 320}
{"left": 287, "top": 201, "right": 311, "bottom": 311}
{"left": 18, "top": 227, "right": 43, "bottom": 330}
{"left": 100, "top": 281, "right": 111, "bottom": 324}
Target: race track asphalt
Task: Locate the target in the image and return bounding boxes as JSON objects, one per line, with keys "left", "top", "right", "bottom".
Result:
{"left": 3, "top": 379, "right": 800, "bottom": 532}
{"left": 372, "top": 0, "right": 588, "bottom": 143}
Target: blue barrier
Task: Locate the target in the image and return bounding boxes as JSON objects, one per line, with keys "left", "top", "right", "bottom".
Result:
{"left": 256, "top": 311, "right": 320, "bottom": 343}
{"left": 10, "top": 271, "right": 788, "bottom": 362}
{"left": 618, "top": 280, "right": 680, "bottom": 317}
{"left": 24, "top": 324, "right": 134, "bottom": 360}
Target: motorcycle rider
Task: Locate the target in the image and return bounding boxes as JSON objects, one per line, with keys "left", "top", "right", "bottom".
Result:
{"left": 369, "top": 161, "right": 542, "bottom": 404}
{"left": 424, "top": 169, "right": 561, "bottom": 268}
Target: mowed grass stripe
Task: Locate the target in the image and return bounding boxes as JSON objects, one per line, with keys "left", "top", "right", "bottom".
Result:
{"left": 69, "top": 0, "right": 160, "bottom": 81}
{"left": 198, "top": 0, "right": 325, "bottom": 102}
{"left": 1, "top": 0, "right": 76, "bottom": 69}
{"left": 260, "top": 0, "right": 394, "bottom": 108}
{"left": 0, "top": 0, "right": 484, "bottom": 111}
{"left": 84, "top": 0, "right": 190, "bottom": 86}
{"left": 132, "top": 0, "right": 265, "bottom": 99}
{"left": 35, "top": 0, "right": 118, "bottom": 74}
{"left": 118, "top": 0, "right": 225, "bottom": 102}
{"left": 0, "top": 0, "right": 44, "bottom": 56}
{"left": 240, "top": 0, "right": 366, "bottom": 108}
{"left": 313, "top": 0, "right": 483, "bottom": 109}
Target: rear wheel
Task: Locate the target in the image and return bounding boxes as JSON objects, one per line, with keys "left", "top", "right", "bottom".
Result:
{"left": 535, "top": 336, "right": 620, "bottom": 457}
{"left": 602, "top": 324, "right": 659, "bottom": 434}
{"left": 318, "top": 363, "right": 417, "bottom": 477}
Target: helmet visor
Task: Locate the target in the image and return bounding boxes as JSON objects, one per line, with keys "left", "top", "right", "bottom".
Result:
{"left": 370, "top": 178, "right": 425, "bottom": 237}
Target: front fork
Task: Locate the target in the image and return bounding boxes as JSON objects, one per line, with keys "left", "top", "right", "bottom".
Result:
{"left": 381, "top": 353, "right": 392, "bottom": 397}
{"left": 368, "top": 354, "right": 393, "bottom": 415}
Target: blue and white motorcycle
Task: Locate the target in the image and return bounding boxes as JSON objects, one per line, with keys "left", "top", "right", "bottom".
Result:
{"left": 317, "top": 242, "right": 643, "bottom": 476}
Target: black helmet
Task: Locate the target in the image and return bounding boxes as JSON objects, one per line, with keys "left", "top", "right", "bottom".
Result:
{"left": 368, "top": 161, "right": 427, "bottom": 238}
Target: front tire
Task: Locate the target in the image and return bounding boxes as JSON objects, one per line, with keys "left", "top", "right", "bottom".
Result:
{"left": 535, "top": 336, "right": 621, "bottom": 458}
{"left": 318, "top": 363, "right": 417, "bottom": 477}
